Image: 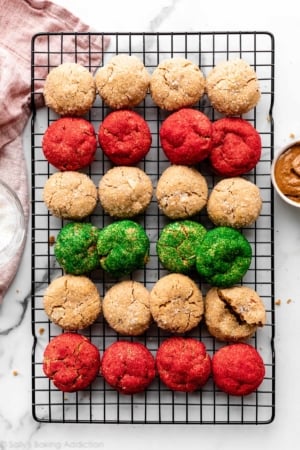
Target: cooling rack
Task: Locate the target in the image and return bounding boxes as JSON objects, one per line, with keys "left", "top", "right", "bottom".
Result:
{"left": 31, "top": 32, "right": 275, "bottom": 424}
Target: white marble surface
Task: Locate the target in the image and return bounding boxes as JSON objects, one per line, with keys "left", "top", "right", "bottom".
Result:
{"left": 1, "top": 0, "right": 300, "bottom": 448}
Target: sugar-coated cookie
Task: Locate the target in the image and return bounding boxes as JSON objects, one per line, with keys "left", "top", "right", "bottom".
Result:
{"left": 97, "top": 220, "right": 150, "bottom": 277}
{"left": 43, "top": 62, "right": 96, "bottom": 116}
{"left": 156, "top": 165, "right": 208, "bottom": 219}
{"left": 212, "top": 343, "right": 265, "bottom": 396}
{"left": 196, "top": 226, "right": 252, "bottom": 287}
{"left": 98, "top": 110, "right": 152, "bottom": 165}
{"left": 150, "top": 58, "right": 205, "bottom": 111}
{"left": 205, "top": 58, "right": 260, "bottom": 116}
{"left": 95, "top": 54, "right": 150, "bottom": 109}
{"left": 156, "top": 337, "right": 211, "bottom": 392}
{"left": 54, "top": 222, "right": 100, "bottom": 275}
{"left": 149, "top": 273, "right": 204, "bottom": 333}
{"left": 42, "top": 117, "right": 97, "bottom": 171}
{"left": 209, "top": 117, "right": 261, "bottom": 177}
{"left": 157, "top": 220, "right": 207, "bottom": 273}
{"left": 98, "top": 166, "right": 153, "bottom": 218}
{"left": 159, "top": 108, "right": 212, "bottom": 165}
{"left": 103, "top": 280, "right": 151, "bottom": 335}
{"left": 43, "top": 171, "right": 97, "bottom": 220}
{"left": 101, "top": 341, "right": 155, "bottom": 394}
{"left": 43, "top": 275, "right": 101, "bottom": 331}
{"left": 43, "top": 332, "right": 100, "bottom": 392}
{"left": 205, "top": 286, "right": 266, "bottom": 342}
{"left": 207, "top": 177, "right": 262, "bottom": 228}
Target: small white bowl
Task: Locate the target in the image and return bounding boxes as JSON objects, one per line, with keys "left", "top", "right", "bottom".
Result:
{"left": 0, "top": 180, "right": 26, "bottom": 267}
{"left": 271, "top": 139, "right": 300, "bottom": 208}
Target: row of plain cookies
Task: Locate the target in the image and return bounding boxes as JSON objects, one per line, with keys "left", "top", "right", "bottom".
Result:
{"left": 42, "top": 110, "right": 262, "bottom": 175}
{"left": 43, "top": 167, "right": 262, "bottom": 228}
{"left": 43, "top": 274, "right": 266, "bottom": 340}
{"left": 43, "top": 55, "right": 260, "bottom": 116}
{"left": 43, "top": 333, "right": 265, "bottom": 396}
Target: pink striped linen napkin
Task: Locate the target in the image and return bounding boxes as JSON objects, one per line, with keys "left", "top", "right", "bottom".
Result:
{"left": 0, "top": 0, "right": 109, "bottom": 302}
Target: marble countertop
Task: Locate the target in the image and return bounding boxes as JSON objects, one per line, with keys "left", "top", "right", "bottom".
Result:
{"left": 1, "top": 0, "right": 300, "bottom": 448}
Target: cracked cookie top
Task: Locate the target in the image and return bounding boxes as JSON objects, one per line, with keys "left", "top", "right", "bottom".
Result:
{"left": 205, "top": 58, "right": 261, "bottom": 116}
{"left": 98, "top": 166, "right": 153, "bottom": 218}
{"left": 156, "top": 165, "right": 208, "bottom": 219}
{"left": 43, "top": 62, "right": 96, "bottom": 116}
{"left": 43, "top": 274, "right": 102, "bottom": 331}
{"left": 95, "top": 54, "right": 150, "bottom": 109}
{"left": 150, "top": 57, "right": 205, "bottom": 111}
{"left": 207, "top": 177, "right": 262, "bottom": 228}
{"left": 149, "top": 273, "right": 204, "bottom": 333}
{"left": 43, "top": 171, "right": 97, "bottom": 220}
{"left": 103, "top": 280, "right": 151, "bottom": 336}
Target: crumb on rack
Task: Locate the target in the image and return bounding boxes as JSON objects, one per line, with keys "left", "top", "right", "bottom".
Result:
{"left": 12, "top": 370, "right": 18, "bottom": 376}
{"left": 275, "top": 299, "right": 281, "bottom": 306}
{"left": 49, "top": 235, "right": 55, "bottom": 246}
{"left": 39, "top": 327, "right": 45, "bottom": 335}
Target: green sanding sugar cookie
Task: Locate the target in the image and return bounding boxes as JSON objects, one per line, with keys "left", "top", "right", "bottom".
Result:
{"left": 97, "top": 220, "right": 150, "bottom": 277}
{"left": 195, "top": 226, "right": 252, "bottom": 287}
{"left": 157, "top": 220, "right": 207, "bottom": 273}
{"left": 54, "top": 222, "right": 100, "bottom": 274}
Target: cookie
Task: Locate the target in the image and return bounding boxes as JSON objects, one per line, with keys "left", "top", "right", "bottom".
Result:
{"left": 204, "top": 286, "right": 266, "bottom": 342}
{"left": 98, "top": 110, "right": 152, "bottom": 165}
{"left": 157, "top": 220, "right": 207, "bottom": 273}
{"left": 212, "top": 343, "right": 265, "bottom": 396}
{"left": 43, "top": 62, "right": 96, "bottom": 116}
{"left": 101, "top": 341, "right": 155, "bottom": 394}
{"left": 195, "top": 226, "right": 252, "bottom": 287}
{"left": 43, "top": 171, "right": 97, "bottom": 220}
{"left": 43, "top": 332, "right": 100, "bottom": 392}
{"left": 54, "top": 222, "right": 100, "bottom": 275}
{"left": 205, "top": 58, "right": 261, "bottom": 116}
{"left": 95, "top": 54, "right": 150, "bottom": 109}
{"left": 159, "top": 108, "right": 212, "bottom": 165}
{"left": 209, "top": 117, "right": 262, "bottom": 177}
{"left": 97, "top": 220, "right": 150, "bottom": 277}
{"left": 149, "top": 273, "right": 204, "bottom": 333}
{"left": 150, "top": 58, "right": 205, "bottom": 111}
{"left": 42, "top": 117, "right": 97, "bottom": 171}
{"left": 43, "top": 275, "right": 101, "bottom": 331}
{"left": 98, "top": 166, "right": 153, "bottom": 218}
{"left": 156, "top": 165, "right": 208, "bottom": 219}
{"left": 207, "top": 177, "right": 262, "bottom": 228}
{"left": 103, "top": 280, "right": 151, "bottom": 335}
{"left": 156, "top": 337, "right": 211, "bottom": 392}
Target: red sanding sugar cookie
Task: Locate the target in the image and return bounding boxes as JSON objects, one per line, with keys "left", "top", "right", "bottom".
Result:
{"left": 209, "top": 117, "right": 262, "bottom": 176}
{"left": 159, "top": 108, "right": 212, "bottom": 165}
{"left": 156, "top": 336, "right": 211, "bottom": 392}
{"left": 101, "top": 341, "right": 155, "bottom": 394}
{"left": 212, "top": 343, "right": 265, "bottom": 396}
{"left": 98, "top": 110, "right": 152, "bottom": 165}
{"left": 43, "top": 332, "right": 100, "bottom": 392}
{"left": 42, "top": 117, "right": 97, "bottom": 171}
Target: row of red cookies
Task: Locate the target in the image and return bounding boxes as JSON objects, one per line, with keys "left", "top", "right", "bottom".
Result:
{"left": 43, "top": 332, "right": 265, "bottom": 397}
{"left": 43, "top": 56, "right": 260, "bottom": 117}
{"left": 42, "top": 109, "right": 262, "bottom": 176}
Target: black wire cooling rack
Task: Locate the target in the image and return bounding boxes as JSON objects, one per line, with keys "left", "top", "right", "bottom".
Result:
{"left": 30, "top": 32, "right": 275, "bottom": 424}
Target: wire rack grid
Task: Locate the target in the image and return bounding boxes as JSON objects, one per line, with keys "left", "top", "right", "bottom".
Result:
{"left": 31, "top": 32, "right": 275, "bottom": 424}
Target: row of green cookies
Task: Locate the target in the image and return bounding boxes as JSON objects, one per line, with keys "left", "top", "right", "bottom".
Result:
{"left": 53, "top": 219, "right": 252, "bottom": 287}
{"left": 43, "top": 273, "right": 266, "bottom": 342}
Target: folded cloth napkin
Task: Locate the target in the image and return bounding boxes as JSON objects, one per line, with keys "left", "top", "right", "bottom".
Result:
{"left": 0, "top": 0, "right": 109, "bottom": 302}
